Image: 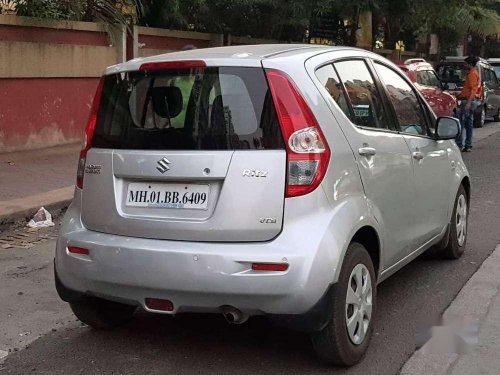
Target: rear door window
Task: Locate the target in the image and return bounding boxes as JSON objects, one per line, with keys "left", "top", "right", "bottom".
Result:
{"left": 374, "top": 63, "right": 429, "bottom": 136}
{"left": 94, "top": 67, "right": 284, "bottom": 150}
{"left": 333, "top": 60, "right": 392, "bottom": 130}
{"left": 315, "top": 64, "right": 352, "bottom": 119}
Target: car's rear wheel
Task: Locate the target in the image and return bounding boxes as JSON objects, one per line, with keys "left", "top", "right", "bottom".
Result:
{"left": 437, "top": 185, "right": 468, "bottom": 259}
{"left": 474, "top": 106, "right": 485, "bottom": 128}
{"left": 310, "top": 242, "right": 376, "bottom": 366}
{"left": 70, "top": 297, "right": 137, "bottom": 330}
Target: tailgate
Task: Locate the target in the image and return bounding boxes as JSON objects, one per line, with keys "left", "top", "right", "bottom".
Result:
{"left": 80, "top": 64, "right": 287, "bottom": 242}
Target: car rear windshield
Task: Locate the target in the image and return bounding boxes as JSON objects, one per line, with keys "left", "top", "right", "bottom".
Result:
{"left": 436, "top": 64, "right": 467, "bottom": 85}
{"left": 93, "top": 66, "right": 285, "bottom": 150}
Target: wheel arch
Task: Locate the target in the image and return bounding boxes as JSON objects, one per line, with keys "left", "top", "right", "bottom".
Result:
{"left": 461, "top": 176, "right": 471, "bottom": 203}
{"left": 331, "top": 221, "right": 382, "bottom": 285}
{"left": 351, "top": 226, "right": 381, "bottom": 281}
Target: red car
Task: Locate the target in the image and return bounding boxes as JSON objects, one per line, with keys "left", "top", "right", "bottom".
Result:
{"left": 397, "top": 59, "right": 457, "bottom": 117}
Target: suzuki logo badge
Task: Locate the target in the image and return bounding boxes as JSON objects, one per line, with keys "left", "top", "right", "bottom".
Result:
{"left": 157, "top": 157, "right": 171, "bottom": 174}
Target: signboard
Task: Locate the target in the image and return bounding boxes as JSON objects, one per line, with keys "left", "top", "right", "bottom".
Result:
{"left": 309, "top": 12, "right": 342, "bottom": 43}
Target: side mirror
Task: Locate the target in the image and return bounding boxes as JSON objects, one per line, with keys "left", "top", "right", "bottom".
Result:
{"left": 435, "top": 116, "right": 460, "bottom": 140}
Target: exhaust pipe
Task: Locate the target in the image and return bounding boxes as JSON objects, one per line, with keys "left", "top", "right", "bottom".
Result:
{"left": 220, "top": 306, "right": 248, "bottom": 325}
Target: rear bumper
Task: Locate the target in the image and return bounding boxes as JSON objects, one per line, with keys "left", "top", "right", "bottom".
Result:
{"left": 55, "top": 190, "right": 341, "bottom": 319}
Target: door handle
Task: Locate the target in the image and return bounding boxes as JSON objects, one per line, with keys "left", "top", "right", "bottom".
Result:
{"left": 358, "top": 147, "right": 377, "bottom": 157}
{"left": 412, "top": 151, "right": 425, "bottom": 160}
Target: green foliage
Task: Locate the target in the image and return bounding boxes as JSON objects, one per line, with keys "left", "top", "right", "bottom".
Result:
{"left": 10, "top": 0, "right": 140, "bottom": 26}
{"left": 12, "top": 0, "right": 75, "bottom": 19}
{"left": 4, "top": 0, "right": 500, "bottom": 52}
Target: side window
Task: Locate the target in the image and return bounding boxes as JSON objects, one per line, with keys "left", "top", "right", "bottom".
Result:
{"left": 374, "top": 63, "right": 429, "bottom": 136}
{"left": 334, "top": 60, "right": 391, "bottom": 130}
{"left": 315, "top": 64, "right": 352, "bottom": 119}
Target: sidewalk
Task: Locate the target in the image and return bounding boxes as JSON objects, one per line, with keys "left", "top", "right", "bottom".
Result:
{"left": 0, "top": 143, "right": 80, "bottom": 225}
{"left": 401, "top": 244, "right": 500, "bottom": 375}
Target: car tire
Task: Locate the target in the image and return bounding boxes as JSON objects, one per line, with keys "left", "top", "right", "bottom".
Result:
{"left": 474, "top": 106, "right": 485, "bottom": 128}
{"left": 494, "top": 110, "right": 500, "bottom": 122}
{"left": 438, "top": 185, "right": 468, "bottom": 259}
{"left": 310, "top": 242, "right": 376, "bottom": 366}
{"left": 70, "top": 297, "right": 137, "bottom": 330}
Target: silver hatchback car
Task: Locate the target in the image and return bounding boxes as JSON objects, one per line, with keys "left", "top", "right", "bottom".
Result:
{"left": 55, "top": 45, "right": 470, "bottom": 366}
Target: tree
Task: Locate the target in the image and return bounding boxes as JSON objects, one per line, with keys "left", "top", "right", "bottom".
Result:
{"left": 10, "top": 0, "right": 141, "bottom": 27}
{"left": 5, "top": 0, "right": 500, "bottom": 53}
{"left": 384, "top": 0, "right": 500, "bottom": 55}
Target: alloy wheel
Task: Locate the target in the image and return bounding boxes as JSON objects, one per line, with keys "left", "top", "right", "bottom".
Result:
{"left": 345, "top": 264, "right": 373, "bottom": 345}
{"left": 456, "top": 194, "right": 467, "bottom": 246}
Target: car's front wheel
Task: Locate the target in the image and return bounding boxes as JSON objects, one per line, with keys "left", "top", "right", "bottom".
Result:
{"left": 310, "top": 242, "right": 376, "bottom": 366}
{"left": 70, "top": 297, "right": 137, "bottom": 330}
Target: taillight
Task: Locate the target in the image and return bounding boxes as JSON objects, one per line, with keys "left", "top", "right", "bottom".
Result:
{"left": 76, "top": 77, "right": 105, "bottom": 189}
{"left": 477, "top": 84, "right": 484, "bottom": 100}
{"left": 265, "top": 69, "right": 330, "bottom": 197}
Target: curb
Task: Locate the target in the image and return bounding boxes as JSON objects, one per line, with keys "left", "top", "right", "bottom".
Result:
{"left": 401, "top": 245, "right": 500, "bottom": 374}
{"left": 0, "top": 186, "right": 74, "bottom": 226}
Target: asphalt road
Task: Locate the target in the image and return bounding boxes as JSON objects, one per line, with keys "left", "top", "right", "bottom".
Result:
{"left": 1, "top": 125, "right": 500, "bottom": 375}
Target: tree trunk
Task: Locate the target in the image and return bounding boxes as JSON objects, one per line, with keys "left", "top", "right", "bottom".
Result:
{"left": 348, "top": 6, "right": 360, "bottom": 47}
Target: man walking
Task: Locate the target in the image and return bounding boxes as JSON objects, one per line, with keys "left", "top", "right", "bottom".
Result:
{"left": 456, "top": 56, "right": 481, "bottom": 152}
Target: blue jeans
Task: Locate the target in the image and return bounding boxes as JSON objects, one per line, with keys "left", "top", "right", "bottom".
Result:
{"left": 455, "top": 101, "right": 478, "bottom": 149}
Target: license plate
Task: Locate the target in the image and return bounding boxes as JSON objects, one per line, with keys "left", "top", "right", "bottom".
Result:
{"left": 353, "top": 105, "right": 370, "bottom": 117}
{"left": 126, "top": 182, "right": 209, "bottom": 210}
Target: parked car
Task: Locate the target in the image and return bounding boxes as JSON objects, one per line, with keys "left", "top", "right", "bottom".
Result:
{"left": 437, "top": 57, "right": 500, "bottom": 126}
{"left": 55, "top": 45, "right": 470, "bottom": 366}
{"left": 397, "top": 58, "right": 456, "bottom": 118}
{"left": 488, "top": 58, "right": 500, "bottom": 79}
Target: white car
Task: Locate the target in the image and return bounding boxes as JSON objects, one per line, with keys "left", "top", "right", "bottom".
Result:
{"left": 55, "top": 44, "right": 470, "bottom": 366}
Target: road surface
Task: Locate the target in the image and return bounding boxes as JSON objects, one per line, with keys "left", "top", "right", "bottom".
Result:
{"left": 1, "top": 124, "right": 500, "bottom": 374}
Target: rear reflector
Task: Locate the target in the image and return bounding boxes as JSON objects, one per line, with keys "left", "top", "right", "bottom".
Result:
{"left": 252, "top": 263, "right": 289, "bottom": 272}
{"left": 145, "top": 298, "right": 174, "bottom": 312}
{"left": 139, "top": 60, "right": 207, "bottom": 71}
{"left": 67, "top": 246, "right": 90, "bottom": 255}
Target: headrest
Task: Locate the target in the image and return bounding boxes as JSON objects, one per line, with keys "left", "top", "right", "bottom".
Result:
{"left": 151, "top": 86, "right": 183, "bottom": 119}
